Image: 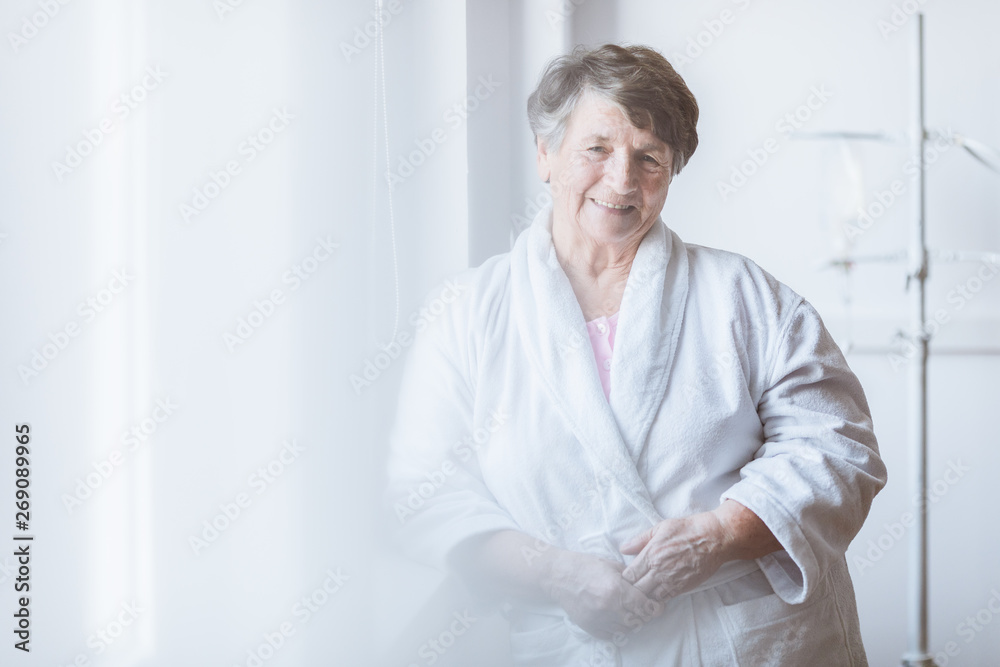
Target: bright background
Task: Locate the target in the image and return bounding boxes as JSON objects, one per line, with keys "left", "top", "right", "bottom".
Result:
{"left": 0, "top": 0, "right": 997, "bottom": 665}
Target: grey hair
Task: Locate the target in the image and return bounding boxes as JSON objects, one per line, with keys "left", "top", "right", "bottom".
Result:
{"left": 526, "top": 44, "right": 699, "bottom": 176}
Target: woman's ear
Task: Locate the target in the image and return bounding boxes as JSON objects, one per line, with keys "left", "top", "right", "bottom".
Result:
{"left": 535, "top": 137, "right": 551, "bottom": 184}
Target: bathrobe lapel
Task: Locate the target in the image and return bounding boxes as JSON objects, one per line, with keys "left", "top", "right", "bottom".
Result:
{"left": 609, "top": 216, "right": 690, "bottom": 464}
{"left": 509, "top": 204, "right": 689, "bottom": 525}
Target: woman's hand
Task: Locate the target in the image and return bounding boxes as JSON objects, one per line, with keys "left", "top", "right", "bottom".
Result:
{"left": 619, "top": 501, "right": 781, "bottom": 603}
{"left": 542, "top": 550, "right": 663, "bottom": 640}
{"left": 619, "top": 512, "right": 728, "bottom": 602}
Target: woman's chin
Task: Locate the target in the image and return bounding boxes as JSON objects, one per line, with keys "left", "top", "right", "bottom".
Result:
{"left": 581, "top": 215, "right": 649, "bottom": 245}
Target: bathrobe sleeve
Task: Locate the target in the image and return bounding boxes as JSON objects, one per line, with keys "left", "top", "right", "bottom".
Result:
{"left": 384, "top": 278, "right": 520, "bottom": 572}
{"left": 721, "top": 294, "right": 887, "bottom": 605}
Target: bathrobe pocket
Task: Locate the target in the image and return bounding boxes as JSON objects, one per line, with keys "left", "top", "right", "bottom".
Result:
{"left": 713, "top": 571, "right": 849, "bottom": 666}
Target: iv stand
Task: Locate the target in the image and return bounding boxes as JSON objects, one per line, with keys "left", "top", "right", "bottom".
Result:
{"left": 902, "top": 12, "right": 932, "bottom": 667}
{"left": 797, "top": 13, "right": 1000, "bottom": 666}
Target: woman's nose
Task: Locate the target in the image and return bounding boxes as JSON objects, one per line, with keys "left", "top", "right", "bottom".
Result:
{"left": 605, "top": 153, "right": 638, "bottom": 194}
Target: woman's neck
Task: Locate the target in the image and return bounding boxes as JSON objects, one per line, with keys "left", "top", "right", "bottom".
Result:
{"left": 552, "top": 223, "right": 640, "bottom": 320}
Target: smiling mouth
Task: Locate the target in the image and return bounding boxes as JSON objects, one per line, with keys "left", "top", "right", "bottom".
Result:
{"left": 592, "top": 198, "right": 635, "bottom": 211}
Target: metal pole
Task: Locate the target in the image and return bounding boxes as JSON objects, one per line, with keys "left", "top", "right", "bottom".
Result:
{"left": 902, "top": 12, "right": 933, "bottom": 667}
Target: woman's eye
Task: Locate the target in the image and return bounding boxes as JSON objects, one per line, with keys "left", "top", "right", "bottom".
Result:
{"left": 643, "top": 155, "right": 658, "bottom": 164}
{"left": 588, "top": 146, "right": 605, "bottom": 153}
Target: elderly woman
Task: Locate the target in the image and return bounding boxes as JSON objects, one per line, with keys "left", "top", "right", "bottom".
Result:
{"left": 387, "top": 44, "right": 886, "bottom": 666}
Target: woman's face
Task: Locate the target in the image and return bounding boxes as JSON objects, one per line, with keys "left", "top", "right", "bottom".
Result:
{"left": 537, "top": 92, "right": 674, "bottom": 249}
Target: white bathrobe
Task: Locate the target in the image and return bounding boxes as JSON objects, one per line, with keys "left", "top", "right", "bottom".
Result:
{"left": 386, "top": 203, "right": 887, "bottom": 666}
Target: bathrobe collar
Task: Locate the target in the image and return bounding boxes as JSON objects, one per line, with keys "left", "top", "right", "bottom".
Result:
{"left": 509, "top": 203, "right": 690, "bottom": 524}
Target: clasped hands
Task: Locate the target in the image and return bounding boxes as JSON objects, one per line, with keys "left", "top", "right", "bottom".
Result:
{"left": 545, "top": 500, "right": 778, "bottom": 640}
{"left": 541, "top": 511, "right": 729, "bottom": 639}
{"left": 459, "top": 501, "right": 778, "bottom": 641}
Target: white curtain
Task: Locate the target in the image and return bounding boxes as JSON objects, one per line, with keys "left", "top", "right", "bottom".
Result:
{"left": 0, "top": 0, "right": 476, "bottom": 663}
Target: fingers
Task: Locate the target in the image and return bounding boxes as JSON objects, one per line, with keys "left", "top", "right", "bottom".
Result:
{"left": 621, "top": 548, "right": 650, "bottom": 586}
{"left": 620, "top": 528, "right": 652, "bottom": 555}
{"left": 621, "top": 581, "right": 662, "bottom": 619}
{"left": 614, "top": 589, "right": 663, "bottom": 642}
{"left": 652, "top": 582, "right": 674, "bottom": 602}
{"left": 631, "top": 557, "right": 700, "bottom": 602}
{"left": 574, "top": 577, "right": 666, "bottom": 641}
{"left": 623, "top": 550, "right": 685, "bottom": 601}
{"left": 611, "top": 554, "right": 658, "bottom": 600}
{"left": 629, "top": 569, "right": 662, "bottom": 599}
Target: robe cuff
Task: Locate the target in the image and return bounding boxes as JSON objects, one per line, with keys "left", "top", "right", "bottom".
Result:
{"left": 720, "top": 482, "right": 819, "bottom": 605}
